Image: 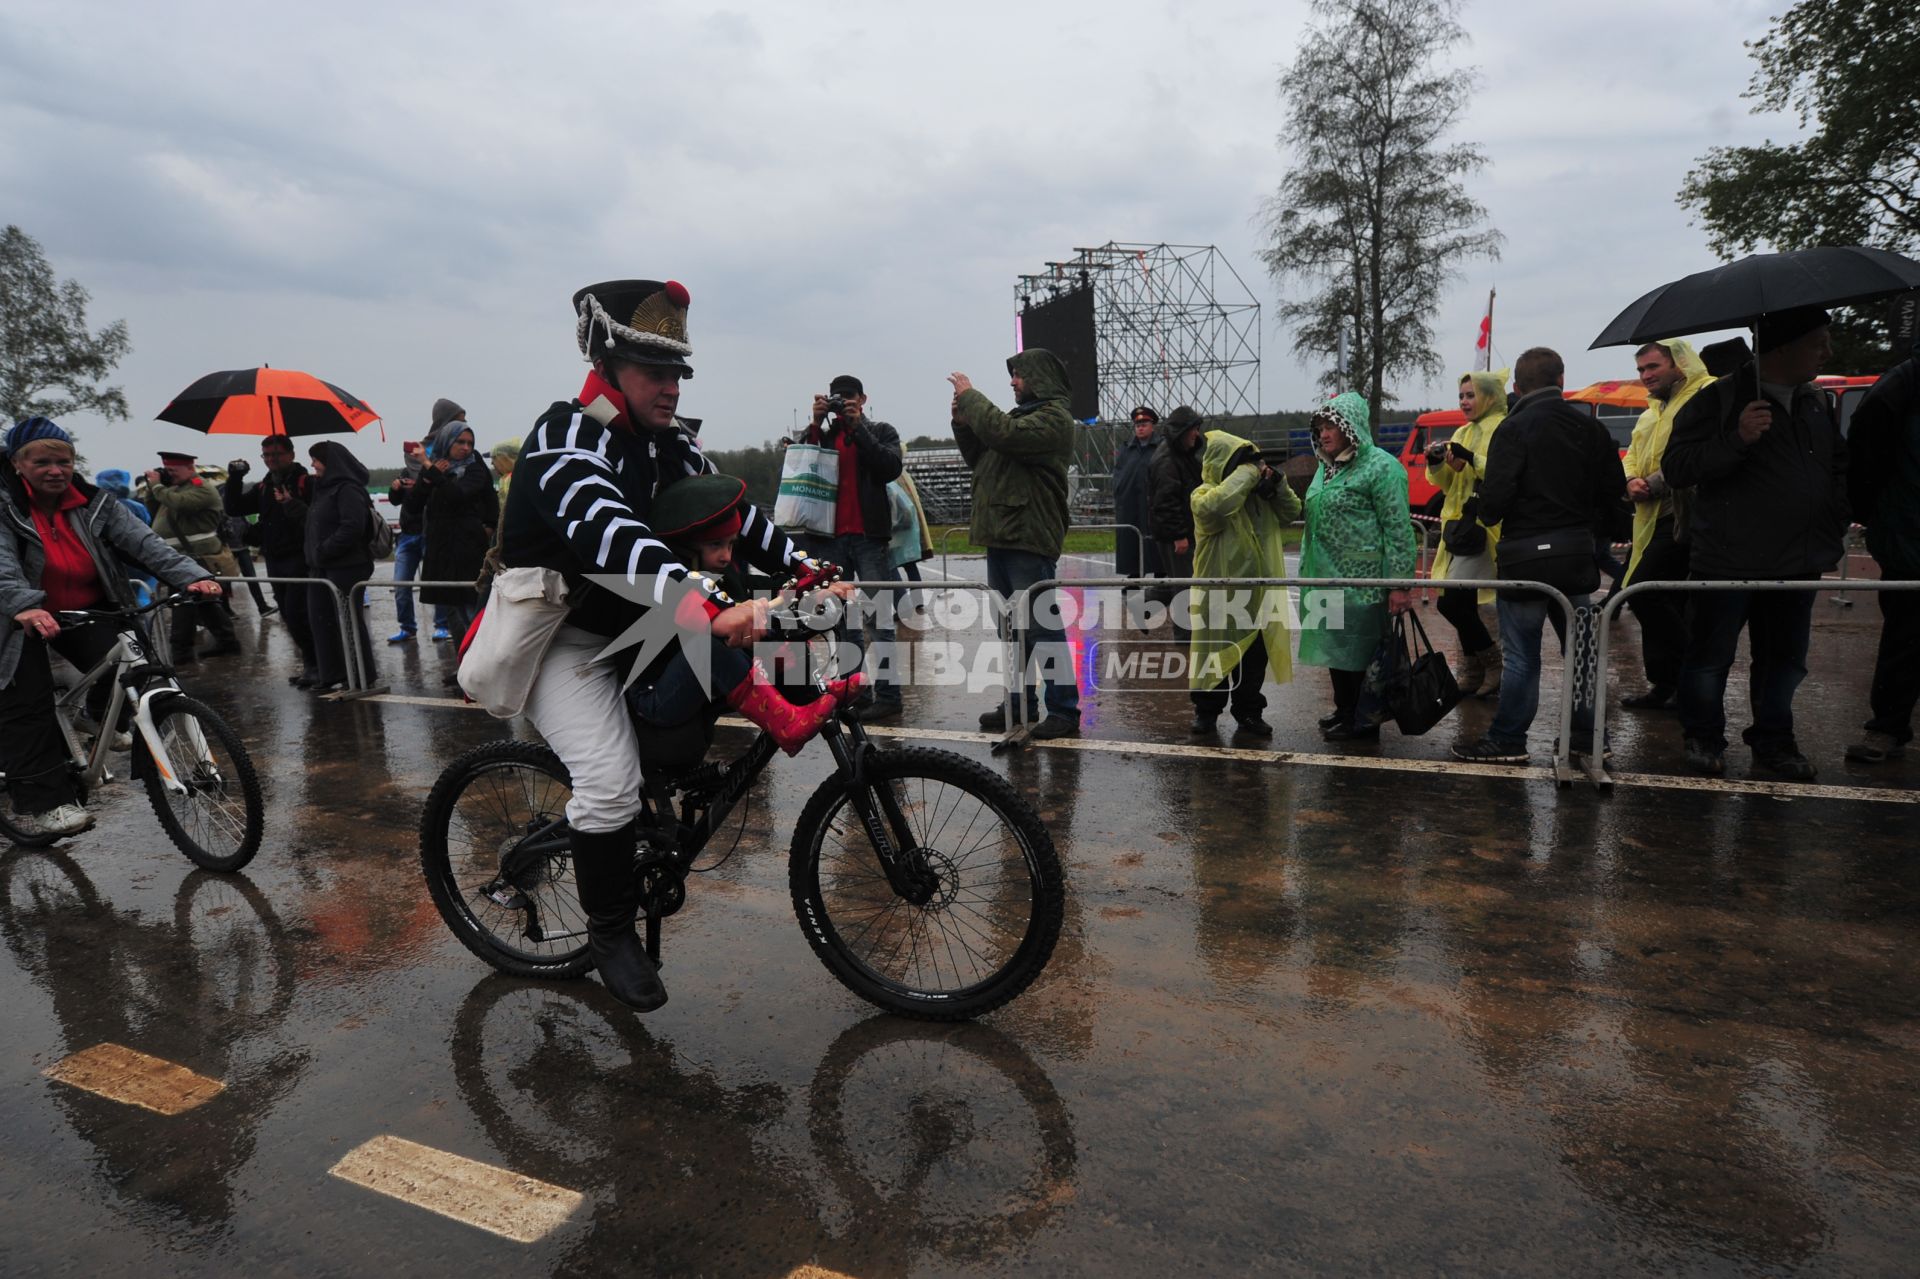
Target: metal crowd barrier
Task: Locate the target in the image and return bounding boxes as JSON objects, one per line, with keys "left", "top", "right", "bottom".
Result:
{"left": 1587, "top": 576, "right": 1920, "bottom": 789}
{"left": 211, "top": 575, "right": 369, "bottom": 693}
{"left": 1004, "top": 574, "right": 1588, "bottom": 780}
{"left": 1410, "top": 516, "right": 1433, "bottom": 603}
{"left": 343, "top": 575, "right": 1004, "bottom": 697}
{"left": 348, "top": 577, "right": 493, "bottom": 694}
{"left": 221, "top": 563, "right": 1913, "bottom": 794}
{"left": 214, "top": 572, "right": 491, "bottom": 696}
{"left": 1831, "top": 524, "right": 1869, "bottom": 605}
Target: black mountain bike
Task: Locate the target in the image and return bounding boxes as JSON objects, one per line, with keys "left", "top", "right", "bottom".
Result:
{"left": 420, "top": 582, "right": 1065, "bottom": 1021}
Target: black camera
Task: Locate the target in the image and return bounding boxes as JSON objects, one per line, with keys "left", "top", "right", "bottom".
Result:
{"left": 1425, "top": 441, "right": 1449, "bottom": 465}
{"left": 228, "top": 458, "right": 251, "bottom": 478}
{"left": 823, "top": 393, "right": 848, "bottom": 414}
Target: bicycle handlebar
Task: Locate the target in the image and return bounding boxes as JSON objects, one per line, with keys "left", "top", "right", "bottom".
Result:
{"left": 761, "top": 562, "right": 848, "bottom": 642}
{"left": 788, "top": 560, "right": 841, "bottom": 595}
{"left": 45, "top": 596, "right": 191, "bottom": 628}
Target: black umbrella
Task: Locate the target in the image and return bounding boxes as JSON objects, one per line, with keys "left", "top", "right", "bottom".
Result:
{"left": 1589, "top": 246, "right": 1920, "bottom": 349}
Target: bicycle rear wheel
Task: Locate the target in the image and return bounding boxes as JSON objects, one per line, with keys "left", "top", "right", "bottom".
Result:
{"left": 420, "top": 740, "right": 593, "bottom": 979}
{"left": 135, "top": 694, "right": 264, "bottom": 872}
{"left": 789, "top": 746, "right": 1064, "bottom": 1020}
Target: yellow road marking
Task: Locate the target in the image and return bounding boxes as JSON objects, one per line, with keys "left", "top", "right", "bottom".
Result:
{"left": 328, "top": 1134, "right": 583, "bottom": 1243}
{"left": 43, "top": 1043, "right": 224, "bottom": 1114}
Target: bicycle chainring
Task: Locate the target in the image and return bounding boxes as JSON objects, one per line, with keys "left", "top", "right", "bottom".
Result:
{"left": 636, "top": 853, "right": 687, "bottom": 920}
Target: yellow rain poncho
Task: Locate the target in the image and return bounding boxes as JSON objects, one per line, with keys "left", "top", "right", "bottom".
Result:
{"left": 1188, "top": 430, "right": 1302, "bottom": 693}
{"left": 1623, "top": 340, "right": 1713, "bottom": 584}
{"left": 1428, "top": 367, "right": 1508, "bottom": 603}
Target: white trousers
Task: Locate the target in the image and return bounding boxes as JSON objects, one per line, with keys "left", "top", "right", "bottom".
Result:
{"left": 521, "top": 625, "right": 642, "bottom": 833}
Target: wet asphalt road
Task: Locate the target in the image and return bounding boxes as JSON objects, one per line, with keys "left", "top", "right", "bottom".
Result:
{"left": 1, "top": 559, "right": 1915, "bottom": 1276}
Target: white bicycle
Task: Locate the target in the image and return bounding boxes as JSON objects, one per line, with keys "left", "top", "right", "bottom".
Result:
{"left": 0, "top": 598, "right": 263, "bottom": 869}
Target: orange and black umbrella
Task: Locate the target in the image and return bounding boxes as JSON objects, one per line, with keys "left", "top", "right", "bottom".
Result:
{"left": 1565, "top": 379, "right": 1647, "bottom": 410}
{"left": 156, "top": 367, "right": 384, "bottom": 439}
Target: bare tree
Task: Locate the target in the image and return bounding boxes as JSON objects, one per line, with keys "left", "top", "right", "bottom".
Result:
{"left": 1260, "top": 0, "right": 1501, "bottom": 424}
{"left": 1, "top": 225, "right": 131, "bottom": 424}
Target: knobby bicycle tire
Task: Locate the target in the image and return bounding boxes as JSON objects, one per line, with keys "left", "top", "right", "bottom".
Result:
{"left": 789, "top": 746, "right": 1064, "bottom": 1020}
{"left": 135, "top": 694, "right": 264, "bottom": 872}
{"left": 420, "top": 740, "right": 594, "bottom": 979}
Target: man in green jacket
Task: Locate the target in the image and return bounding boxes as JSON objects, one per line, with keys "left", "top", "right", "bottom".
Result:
{"left": 948, "top": 349, "right": 1079, "bottom": 738}
{"left": 142, "top": 451, "right": 240, "bottom": 660}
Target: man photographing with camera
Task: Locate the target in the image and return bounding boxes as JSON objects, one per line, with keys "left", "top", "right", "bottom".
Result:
{"left": 792, "top": 374, "right": 906, "bottom": 721}
{"left": 224, "top": 433, "right": 319, "bottom": 685}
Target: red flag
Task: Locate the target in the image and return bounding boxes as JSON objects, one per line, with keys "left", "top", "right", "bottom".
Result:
{"left": 1474, "top": 289, "right": 1496, "bottom": 371}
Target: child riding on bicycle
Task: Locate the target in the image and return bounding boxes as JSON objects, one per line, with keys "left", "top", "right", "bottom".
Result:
{"left": 629, "top": 473, "right": 861, "bottom": 733}
{"left": 0, "top": 417, "right": 223, "bottom": 839}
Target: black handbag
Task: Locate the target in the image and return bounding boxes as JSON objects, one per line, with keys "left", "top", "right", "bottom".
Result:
{"left": 1383, "top": 612, "right": 1461, "bottom": 736}
{"left": 1441, "top": 493, "right": 1488, "bottom": 557}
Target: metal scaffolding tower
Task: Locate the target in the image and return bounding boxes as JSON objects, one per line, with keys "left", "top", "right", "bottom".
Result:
{"left": 1016, "top": 242, "right": 1262, "bottom": 423}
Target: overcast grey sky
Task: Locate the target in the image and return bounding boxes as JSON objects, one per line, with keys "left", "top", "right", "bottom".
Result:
{"left": 3, "top": 0, "right": 1793, "bottom": 465}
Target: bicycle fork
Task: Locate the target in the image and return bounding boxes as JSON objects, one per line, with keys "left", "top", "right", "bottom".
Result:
{"left": 130, "top": 687, "right": 207, "bottom": 797}
{"left": 821, "top": 724, "right": 937, "bottom": 906}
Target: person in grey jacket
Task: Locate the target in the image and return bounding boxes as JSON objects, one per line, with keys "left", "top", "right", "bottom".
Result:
{"left": 0, "top": 417, "right": 218, "bottom": 838}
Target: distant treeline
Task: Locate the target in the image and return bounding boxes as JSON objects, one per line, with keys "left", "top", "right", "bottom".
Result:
{"left": 697, "top": 408, "right": 1453, "bottom": 508}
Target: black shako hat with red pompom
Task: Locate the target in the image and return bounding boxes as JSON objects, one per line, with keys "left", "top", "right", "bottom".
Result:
{"left": 573, "top": 279, "right": 694, "bottom": 378}
{"left": 651, "top": 473, "right": 746, "bottom": 546}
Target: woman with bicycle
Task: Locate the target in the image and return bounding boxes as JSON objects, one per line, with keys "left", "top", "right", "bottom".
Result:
{"left": 0, "top": 418, "right": 222, "bottom": 839}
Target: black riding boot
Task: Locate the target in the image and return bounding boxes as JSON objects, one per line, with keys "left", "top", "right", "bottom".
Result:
{"left": 572, "top": 821, "right": 668, "bottom": 1012}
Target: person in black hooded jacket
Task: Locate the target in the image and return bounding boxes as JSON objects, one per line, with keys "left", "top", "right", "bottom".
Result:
{"left": 1148, "top": 407, "right": 1206, "bottom": 600}
{"left": 1662, "top": 306, "right": 1847, "bottom": 780}
{"left": 283, "top": 439, "right": 377, "bottom": 692}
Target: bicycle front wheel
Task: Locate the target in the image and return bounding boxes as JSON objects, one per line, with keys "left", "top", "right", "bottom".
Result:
{"left": 135, "top": 694, "right": 264, "bottom": 872}
{"left": 789, "top": 746, "right": 1064, "bottom": 1020}
{"left": 420, "top": 740, "right": 593, "bottom": 979}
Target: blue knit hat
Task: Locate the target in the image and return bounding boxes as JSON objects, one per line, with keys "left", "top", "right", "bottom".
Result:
{"left": 6, "top": 416, "right": 73, "bottom": 455}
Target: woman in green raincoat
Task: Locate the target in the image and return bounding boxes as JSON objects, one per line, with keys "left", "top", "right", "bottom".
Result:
{"left": 1428, "top": 368, "right": 1508, "bottom": 698}
{"left": 1187, "top": 429, "right": 1301, "bottom": 737}
{"left": 1297, "top": 392, "right": 1415, "bottom": 741}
